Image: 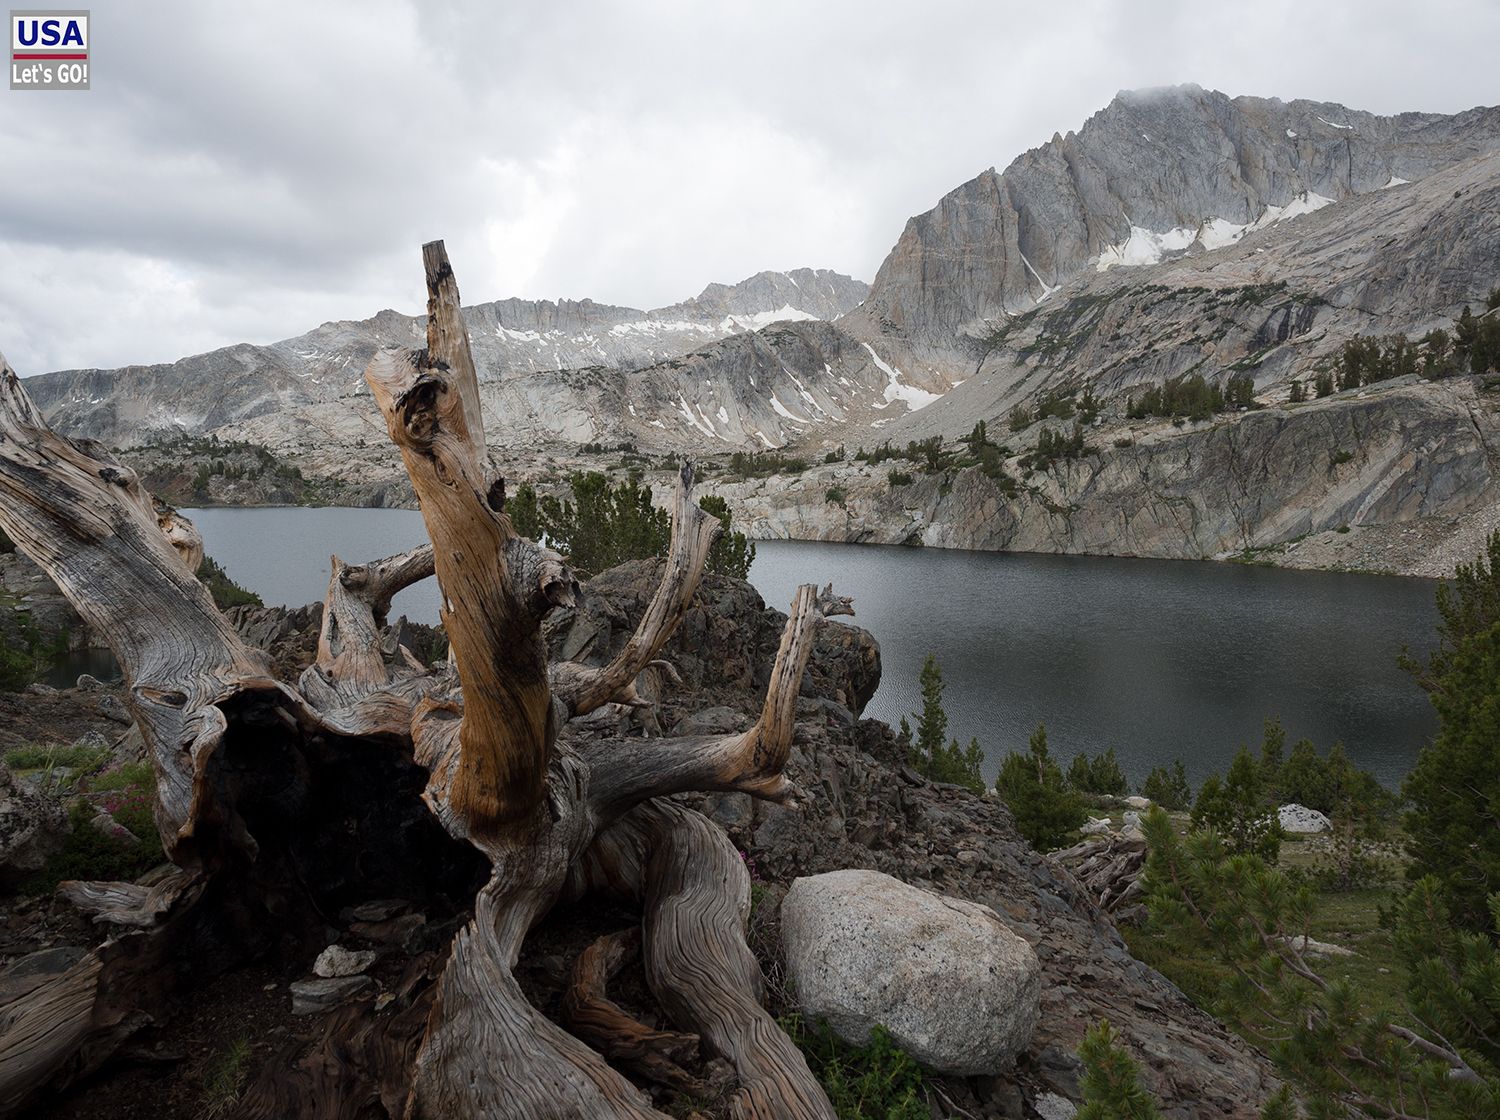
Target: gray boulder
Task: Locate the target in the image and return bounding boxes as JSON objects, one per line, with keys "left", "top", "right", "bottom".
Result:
{"left": 781, "top": 869, "right": 1041, "bottom": 1074}
{"left": 1278, "top": 803, "right": 1332, "bottom": 834}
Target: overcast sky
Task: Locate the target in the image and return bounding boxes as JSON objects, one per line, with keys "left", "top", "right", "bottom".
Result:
{"left": 2, "top": 0, "right": 1497, "bottom": 374}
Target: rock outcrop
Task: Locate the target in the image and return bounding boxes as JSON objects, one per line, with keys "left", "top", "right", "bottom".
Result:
{"left": 0, "top": 764, "right": 69, "bottom": 886}
{"left": 781, "top": 869, "right": 1042, "bottom": 1075}
{"left": 705, "top": 374, "right": 1500, "bottom": 575}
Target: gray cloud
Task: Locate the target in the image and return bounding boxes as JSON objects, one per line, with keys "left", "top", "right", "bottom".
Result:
{"left": 1, "top": 0, "right": 1496, "bottom": 373}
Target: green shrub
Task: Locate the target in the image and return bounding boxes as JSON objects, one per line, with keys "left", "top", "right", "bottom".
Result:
{"left": 4, "top": 742, "right": 109, "bottom": 773}
{"left": 1024, "top": 422, "right": 1087, "bottom": 472}
{"left": 698, "top": 494, "right": 755, "bottom": 580}
{"left": 20, "top": 795, "right": 163, "bottom": 895}
{"left": 0, "top": 608, "right": 66, "bottom": 691}
{"left": 727, "top": 450, "right": 809, "bottom": 478}
{"left": 782, "top": 1017, "right": 928, "bottom": 1119}
{"left": 824, "top": 486, "right": 847, "bottom": 507}
{"left": 200, "top": 1033, "right": 253, "bottom": 1117}
{"left": 510, "top": 474, "right": 757, "bottom": 581}
{"left": 1125, "top": 374, "right": 1229, "bottom": 421}
{"left": 886, "top": 469, "right": 913, "bottom": 488}
{"left": 1077, "top": 1020, "right": 1161, "bottom": 1119}
{"left": 1191, "top": 746, "right": 1281, "bottom": 862}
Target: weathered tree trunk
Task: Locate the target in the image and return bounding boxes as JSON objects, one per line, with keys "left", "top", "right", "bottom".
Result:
{"left": 0, "top": 242, "right": 839, "bottom": 1118}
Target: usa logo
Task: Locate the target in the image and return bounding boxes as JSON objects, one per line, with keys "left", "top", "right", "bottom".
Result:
{"left": 10, "top": 9, "right": 89, "bottom": 91}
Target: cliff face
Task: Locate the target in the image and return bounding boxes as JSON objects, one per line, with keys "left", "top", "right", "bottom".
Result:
{"left": 706, "top": 377, "right": 1500, "bottom": 578}
{"left": 844, "top": 86, "right": 1500, "bottom": 373}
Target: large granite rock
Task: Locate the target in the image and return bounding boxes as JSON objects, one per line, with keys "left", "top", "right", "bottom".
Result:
{"left": 781, "top": 869, "right": 1041, "bottom": 1074}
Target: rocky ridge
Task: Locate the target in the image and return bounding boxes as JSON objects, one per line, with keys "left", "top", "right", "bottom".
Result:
{"left": 22, "top": 268, "right": 868, "bottom": 449}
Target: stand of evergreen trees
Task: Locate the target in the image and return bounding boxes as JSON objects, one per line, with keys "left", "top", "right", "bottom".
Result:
{"left": 1124, "top": 373, "right": 1255, "bottom": 421}
{"left": 506, "top": 472, "right": 754, "bottom": 579}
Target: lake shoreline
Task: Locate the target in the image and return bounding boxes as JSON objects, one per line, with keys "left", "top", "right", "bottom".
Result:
{"left": 167, "top": 499, "right": 1454, "bottom": 583}
{"left": 167, "top": 509, "right": 1441, "bottom": 789}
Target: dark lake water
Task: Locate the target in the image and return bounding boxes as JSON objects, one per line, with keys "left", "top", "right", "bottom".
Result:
{"left": 174, "top": 507, "right": 1440, "bottom": 789}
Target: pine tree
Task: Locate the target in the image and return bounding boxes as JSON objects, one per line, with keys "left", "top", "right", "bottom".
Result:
{"left": 1140, "top": 759, "right": 1191, "bottom": 810}
{"left": 1403, "top": 618, "right": 1500, "bottom": 930}
{"left": 1068, "top": 747, "right": 1128, "bottom": 796}
{"left": 698, "top": 494, "right": 755, "bottom": 579}
{"left": 1143, "top": 804, "right": 1500, "bottom": 1117}
{"left": 909, "top": 654, "right": 948, "bottom": 778}
{"left": 995, "top": 724, "right": 1086, "bottom": 850}
{"left": 1287, "top": 379, "right": 1306, "bottom": 403}
{"left": 1191, "top": 746, "right": 1280, "bottom": 861}
{"left": 1076, "top": 1021, "right": 1161, "bottom": 1120}
{"left": 905, "top": 656, "right": 984, "bottom": 792}
{"left": 506, "top": 481, "right": 541, "bottom": 540}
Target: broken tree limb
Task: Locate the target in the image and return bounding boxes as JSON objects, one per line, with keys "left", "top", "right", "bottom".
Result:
{"left": 366, "top": 242, "right": 576, "bottom": 835}
{"left": 299, "top": 544, "right": 437, "bottom": 710}
{"left": 573, "top": 799, "right": 835, "bottom": 1120}
{"left": 562, "top": 927, "right": 706, "bottom": 1095}
{"left": 581, "top": 583, "right": 823, "bottom": 824}
{"left": 550, "top": 463, "right": 722, "bottom": 718}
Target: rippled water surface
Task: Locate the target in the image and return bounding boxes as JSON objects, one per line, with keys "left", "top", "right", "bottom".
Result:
{"left": 176, "top": 508, "right": 1441, "bottom": 787}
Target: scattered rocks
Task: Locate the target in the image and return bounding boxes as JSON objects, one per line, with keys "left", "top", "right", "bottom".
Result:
{"left": 1123, "top": 796, "right": 1152, "bottom": 811}
{"left": 290, "top": 974, "right": 375, "bottom": 1015}
{"left": 312, "top": 944, "right": 378, "bottom": 978}
{"left": 1278, "top": 803, "right": 1332, "bottom": 834}
{"left": 781, "top": 869, "right": 1041, "bottom": 1075}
